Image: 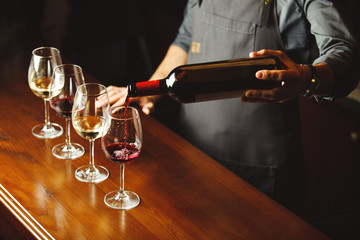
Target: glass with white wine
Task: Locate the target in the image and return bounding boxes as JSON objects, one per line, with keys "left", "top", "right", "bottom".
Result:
{"left": 72, "top": 83, "right": 110, "bottom": 183}
{"left": 28, "top": 47, "right": 63, "bottom": 138}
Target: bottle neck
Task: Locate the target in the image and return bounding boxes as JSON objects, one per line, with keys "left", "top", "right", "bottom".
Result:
{"left": 128, "top": 80, "right": 167, "bottom": 97}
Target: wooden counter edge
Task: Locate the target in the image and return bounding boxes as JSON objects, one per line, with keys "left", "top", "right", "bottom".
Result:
{"left": 0, "top": 184, "right": 55, "bottom": 240}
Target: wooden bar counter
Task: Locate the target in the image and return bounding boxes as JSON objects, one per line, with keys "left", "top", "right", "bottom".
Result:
{"left": 0, "top": 47, "right": 329, "bottom": 239}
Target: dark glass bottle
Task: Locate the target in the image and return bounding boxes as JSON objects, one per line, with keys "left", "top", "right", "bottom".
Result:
{"left": 127, "top": 55, "right": 281, "bottom": 103}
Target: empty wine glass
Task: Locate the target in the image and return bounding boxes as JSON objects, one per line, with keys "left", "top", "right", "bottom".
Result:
{"left": 28, "top": 47, "right": 63, "bottom": 138}
{"left": 101, "top": 106, "right": 142, "bottom": 209}
{"left": 50, "top": 64, "right": 85, "bottom": 159}
{"left": 72, "top": 83, "right": 110, "bottom": 183}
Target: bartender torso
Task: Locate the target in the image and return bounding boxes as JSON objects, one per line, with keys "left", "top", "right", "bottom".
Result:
{"left": 157, "top": 0, "right": 359, "bottom": 214}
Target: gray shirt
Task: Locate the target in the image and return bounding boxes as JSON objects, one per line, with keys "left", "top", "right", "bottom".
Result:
{"left": 173, "top": 0, "right": 360, "bottom": 98}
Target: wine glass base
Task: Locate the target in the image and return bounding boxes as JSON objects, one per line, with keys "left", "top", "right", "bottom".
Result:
{"left": 75, "top": 165, "right": 109, "bottom": 183}
{"left": 32, "top": 123, "right": 63, "bottom": 139}
{"left": 104, "top": 190, "right": 140, "bottom": 210}
{"left": 52, "top": 143, "right": 85, "bottom": 160}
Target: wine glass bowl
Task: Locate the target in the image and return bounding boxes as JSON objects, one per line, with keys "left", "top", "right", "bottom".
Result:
{"left": 101, "top": 105, "right": 142, "bottom": 210}
{"left": 28, "top": 47, "right": 63, "bottom": 138}
{"left": 50, "top": 64, "right": 85, "bottom": 159}
{"left": 72, "top": 83, "right": 110, "bottom": 183}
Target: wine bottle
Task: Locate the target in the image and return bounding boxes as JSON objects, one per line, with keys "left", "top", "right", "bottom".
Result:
{"left": 127, "top": 55, "right": 281, "bottom": 103}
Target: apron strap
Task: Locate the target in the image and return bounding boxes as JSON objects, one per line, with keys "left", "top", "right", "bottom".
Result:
{"left": 260, "top": 0, "right": 273, "bottom": 26}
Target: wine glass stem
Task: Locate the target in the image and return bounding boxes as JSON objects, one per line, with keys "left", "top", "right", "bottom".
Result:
{"left": 65, "top": 118, "right": 71, "bottom": 147}
{"left": 89, "top": 139, "right": 96, "bottom": 170}
{"left": 119, "top": 163, "right": 125, "bottom": 196}
{"left": 44, "top": 99, "right": 51, "bottom": 126}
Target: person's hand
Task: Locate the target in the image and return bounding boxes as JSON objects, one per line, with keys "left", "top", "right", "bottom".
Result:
{"left": 242, "top": 49, "right": 311, "bottom": 103}
{"left": 136, "top": 96, "right": 156, "bottom": 115}
{"left": 97, "top": 85, "right": 156, "bottom": 115}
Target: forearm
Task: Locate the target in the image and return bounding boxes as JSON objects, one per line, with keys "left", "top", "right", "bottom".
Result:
{"left": 305, "top": 0, "right": 360, "bottom": 98}
{"left": 149, "top": 45, "right": 188, "bottom": 81}
{"left": 138, "top": 44, "right": 188, "bottom": 110}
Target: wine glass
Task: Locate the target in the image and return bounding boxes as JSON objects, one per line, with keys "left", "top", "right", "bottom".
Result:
{"left": 101, "top": 105, "right": 142, "bottom": 210}
{"left": 72, "top": 83, "right": 110, "bottom": 183}
{"left": 28, "top": 47, "right": 63, "bottom": 138}
{"left": 50, "top": 64, "right": 85, "bottom": 159}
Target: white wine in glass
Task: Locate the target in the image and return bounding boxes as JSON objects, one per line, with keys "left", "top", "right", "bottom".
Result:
{"left": 72, "top": 83, "right": 110, "bottom": 183}
{"left": 28, "top": 47, "right": 63, "bottom": 139}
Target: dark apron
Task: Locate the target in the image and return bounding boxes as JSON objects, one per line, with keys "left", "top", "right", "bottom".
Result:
{"left": 177, "top": 0, "right": 305, "bottom": 213}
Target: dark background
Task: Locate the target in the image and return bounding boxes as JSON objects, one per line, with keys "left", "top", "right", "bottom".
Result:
{"left": 0, "top": 0, "right": 187, "bottom": 86}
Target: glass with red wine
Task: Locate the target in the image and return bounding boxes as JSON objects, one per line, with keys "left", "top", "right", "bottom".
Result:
{"left": 28, "top": 47, "right": 63, "bottom": 139}
{"left": 49, "top": 64, "right": 85, "bottom": 159}
{"left": 101, "top": 105, "right": 142, "bottom": 209}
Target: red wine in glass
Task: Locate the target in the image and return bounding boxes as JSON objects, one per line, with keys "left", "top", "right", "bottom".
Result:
{"left": 51, "top": 97, "right": 73, "bottom": 118}
{"left": 104, "top": 142, "right": 141, "bottom": 165}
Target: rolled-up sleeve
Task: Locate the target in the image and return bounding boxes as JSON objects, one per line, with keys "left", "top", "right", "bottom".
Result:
{"left": 305, "top": 0, "right": 360, "bottom": 98}
{"left": 172, "top": 0, "right": 194, "bottom": 53}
